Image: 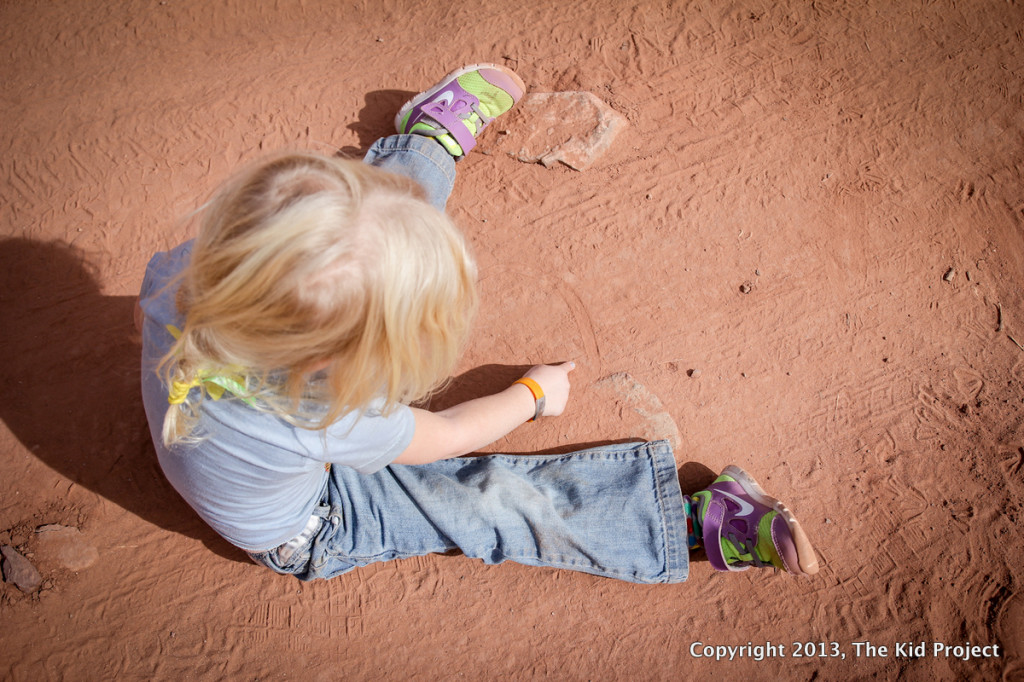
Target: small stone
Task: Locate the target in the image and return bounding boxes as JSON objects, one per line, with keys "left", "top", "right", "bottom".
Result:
{"left": 739, "top": 281, "right": 752, "bottom": 294}
{"left": 755, "top": 269, "right": 761, "bottom": 276}
{"left": 34, "top": 524, "right": 98, "bottom": 571}
{"left": 506, "top": 91, "right": 628, "bottom": 171}
{"left": 943, "top": 267, "right": 955, "bottom": 282}
{"left": 2, "top": 545, "right": 42, "bottom": 593}
{"left": 687, "top": 368, "right": 702, "bottom": 378}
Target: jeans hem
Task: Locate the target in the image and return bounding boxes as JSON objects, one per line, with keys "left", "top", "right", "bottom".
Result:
{"left": 648, "top": 440, "right": 689, "bottom": 582}
{"left": 363, "top": 134, "right": 456, "bottom": 210}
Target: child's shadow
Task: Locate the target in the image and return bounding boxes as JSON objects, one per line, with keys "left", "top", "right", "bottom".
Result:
{"left": 0, "top": 238, "right": 246, "bottom": 564}
{"left": 338, "top": 89, "right": 415, "bottom": 158}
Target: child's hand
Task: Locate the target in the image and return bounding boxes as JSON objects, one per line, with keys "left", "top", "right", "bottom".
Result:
{"left": 523, "top": 361, "right": 576, "bottom": 417}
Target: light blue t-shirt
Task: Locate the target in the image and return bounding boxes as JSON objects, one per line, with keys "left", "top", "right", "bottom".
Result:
{"left": 139, "top": 241, "right": 415, "bottom": 551}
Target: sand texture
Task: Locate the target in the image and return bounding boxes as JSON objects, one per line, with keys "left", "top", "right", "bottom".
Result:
{"left": 2, "top": 0, "right": 1024, "bottom": 679}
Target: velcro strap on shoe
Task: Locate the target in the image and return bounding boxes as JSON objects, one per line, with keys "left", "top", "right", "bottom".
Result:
{"left": 702, "top": 499, "right": 733, "bottom": 572}
{"left": 421, "top": 99, "right": 478, "bottom": 155}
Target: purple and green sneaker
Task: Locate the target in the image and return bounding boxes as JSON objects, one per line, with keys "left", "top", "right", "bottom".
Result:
{"left": 395, "top": 63, "right": 526, "bottom": 159}
{"left": 690, "top": 465, "right": 819, "bottom": 576}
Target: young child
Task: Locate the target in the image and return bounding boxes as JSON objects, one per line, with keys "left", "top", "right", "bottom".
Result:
{"left": 139, "top": 64, "right": 818, "bottom": 582}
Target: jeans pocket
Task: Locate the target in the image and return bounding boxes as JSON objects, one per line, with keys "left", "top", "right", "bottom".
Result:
{"left": 249, "top": 541, "right": 312, "bottom": 575}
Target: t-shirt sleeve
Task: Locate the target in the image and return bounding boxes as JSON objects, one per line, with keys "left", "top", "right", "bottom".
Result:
{"left": 318, "top": 402, "right": 415, "bottom": 474}
{"left": 139, "top": 240, "right": 194, "bottom": 316}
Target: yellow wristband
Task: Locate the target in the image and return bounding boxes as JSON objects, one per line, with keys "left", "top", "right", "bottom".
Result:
{"left": 513, "top": 377, "right": 546, "bottom": 422}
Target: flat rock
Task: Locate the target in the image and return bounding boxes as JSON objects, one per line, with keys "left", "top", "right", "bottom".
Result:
{"left": 504, "top": 91, "right": 628, "bottom": 171}
{"left": 34, "top": 524, "right": 98, "bottom": 571}
{"left": 593, "top": 371, "right": 681, "bottom": 451}
{"left": 2, "top": 545, "right": 42, "bottom": 593}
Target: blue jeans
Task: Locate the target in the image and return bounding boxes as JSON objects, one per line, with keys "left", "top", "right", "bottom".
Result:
{"left": 248, "top": 136, "right": 690, "bottom": 583}
{"left": 362, "top": 134, "right": 457, "bottom": 211}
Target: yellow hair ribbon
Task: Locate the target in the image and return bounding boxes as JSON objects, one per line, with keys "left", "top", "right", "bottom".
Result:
{"left": 167, "top": 372, "right": 252, "bottom": 405}
{"left": 168, "top": 378, "right": 200, "bottom": 405}
{"left": 164, "top": 324, "right": 255, "bottom": 406}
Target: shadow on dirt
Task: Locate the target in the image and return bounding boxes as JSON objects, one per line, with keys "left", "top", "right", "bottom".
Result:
{"left": 0, "top": 237, "right": 247, "bottom": 564}
{"left": 339, "top": 89, "right": 416, "bottom": 158}
{"left": 0, "top": 237, "right": 710, "bottom": 570}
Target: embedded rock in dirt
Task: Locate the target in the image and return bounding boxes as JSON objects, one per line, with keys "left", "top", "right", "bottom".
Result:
{"left": 34, "top": 524, "right": 99, "bottom": 571}
{"left": 1, "top": 545, "right": 42, "bottom": 593}
{"left": 593, "top": 372, "right": 681, "bottom": 450}
{"left": 503, "top": 91, "right": 627, "bottom": 171}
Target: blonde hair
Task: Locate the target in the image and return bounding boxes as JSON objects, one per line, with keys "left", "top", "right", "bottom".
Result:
{"left": 160, "top": 151, "right": 477, "bottom": 446}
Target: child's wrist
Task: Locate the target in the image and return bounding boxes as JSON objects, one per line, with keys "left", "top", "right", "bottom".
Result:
{"left": 512, "top": 377, "right": 545, "bottom": 421}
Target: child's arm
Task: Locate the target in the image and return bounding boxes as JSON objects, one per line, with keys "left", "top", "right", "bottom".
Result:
{"left": 393, "top": 362, "right": 575, "bottom": 465}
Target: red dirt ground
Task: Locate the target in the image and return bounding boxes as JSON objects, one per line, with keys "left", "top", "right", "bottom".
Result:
{"left": 2, "top": 1, "right": 1024, "bottom": 680}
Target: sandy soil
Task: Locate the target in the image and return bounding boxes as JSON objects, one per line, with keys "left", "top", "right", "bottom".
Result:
{"left": 2, "top": 0, "right": 1024, "bottom": 679}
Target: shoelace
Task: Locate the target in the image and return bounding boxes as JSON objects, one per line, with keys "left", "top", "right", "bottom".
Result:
{"left": 725, "top": 531, "right": 765, "bottom": 568}
{"left": 466, "top": 104, "right": 494, "bottom": 130}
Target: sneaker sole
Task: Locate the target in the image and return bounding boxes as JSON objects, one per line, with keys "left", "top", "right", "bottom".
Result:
{"left": 721, "top": 465, "right": 820, "bottom": 576}
{"left": 394, "top": 63, "right": 527, "bottom": 133}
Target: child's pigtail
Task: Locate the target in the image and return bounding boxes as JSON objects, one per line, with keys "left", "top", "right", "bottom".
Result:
{"left": 162, "top": 363, "right": 200, "bottom": 447}
{"left": 159, "top": 319, "right": 208, "bottom": 447}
